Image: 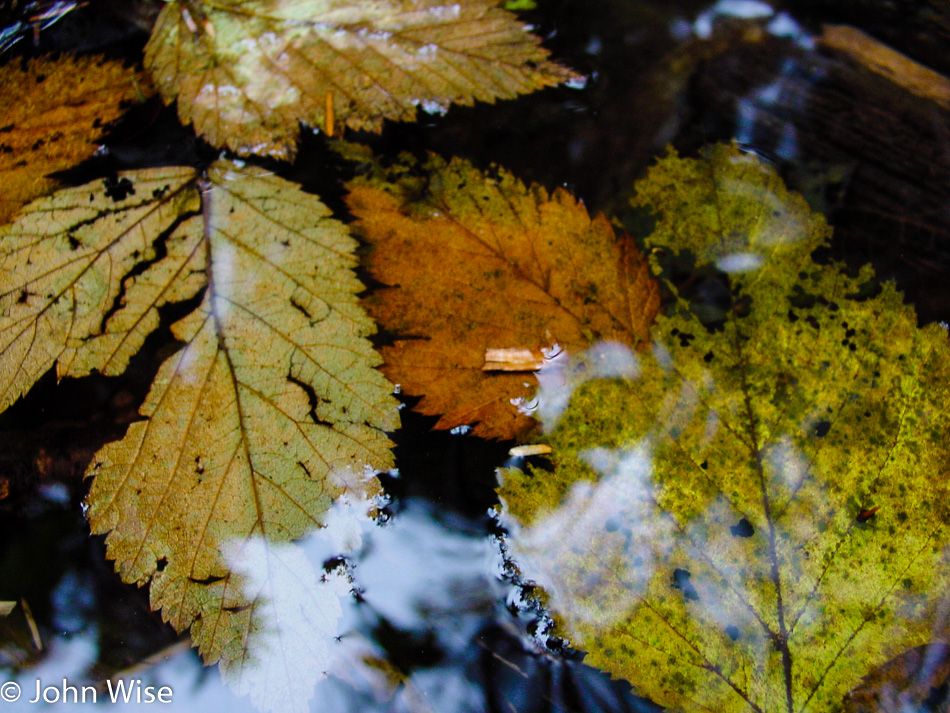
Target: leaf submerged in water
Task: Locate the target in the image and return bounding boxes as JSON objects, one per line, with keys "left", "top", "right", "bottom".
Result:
{"left": 346, "top": 150, "right": 660, "bottom": 440}
{"left": 146, "top": 0, "right": 580, "bottom": 158}
{"left": 499, "top": 144, "right": 950, "bottom": 713}
{"left": 0, "top": 160, "right": 399, "bottom": 708}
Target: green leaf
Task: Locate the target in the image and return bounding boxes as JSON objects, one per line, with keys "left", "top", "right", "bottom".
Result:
{"left": 499, "top": 144, "right": 950, "bottom": 713}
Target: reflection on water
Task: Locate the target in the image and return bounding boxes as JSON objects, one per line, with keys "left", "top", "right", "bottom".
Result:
{"left": 502, "top": 438, "right": 667, "bottom": 640}
{"left": 2, "top": 494, "right": 657, "bottom": 712}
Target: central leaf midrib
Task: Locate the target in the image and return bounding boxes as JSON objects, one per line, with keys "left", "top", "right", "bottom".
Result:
{"left": 736, "top": 325, "right": 795, "bottom": 713}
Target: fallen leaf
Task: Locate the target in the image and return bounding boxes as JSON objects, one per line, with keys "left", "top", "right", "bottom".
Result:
{"left": 346, "top": 152, "right": 660, "bottom": 440}
{"left": 0, "top": 160, "right": 399, "bottom": 689}
{"left": 0, "top": 601, "right": 15, "bottom": 617}
{"left": 0, "top": 55, "right": 151, "bottom": 225}
{"left": 145, "top": 0, "right": 580, "bottom": 159}
{"left": 499, "top": 144, "right": 950, "bottom": 713}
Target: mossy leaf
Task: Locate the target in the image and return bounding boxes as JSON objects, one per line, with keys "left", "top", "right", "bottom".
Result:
{"left": 0, "top": 160, "right": 399, "bottom": 700}
{"left": 145, "top": 0, "right": 580, "bottom": 159}
{"left": 346, "top": 151, "right": 660, "bottom": 440}
{"left": 499, "top": 144, "right": 950, "bottom": 713}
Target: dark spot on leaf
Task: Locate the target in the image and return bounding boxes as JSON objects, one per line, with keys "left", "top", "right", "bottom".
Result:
{"left": 0, "top": 123, "right": 13, "bottom": 133}
{"left": 789, "top": 284, "right": 817, "bottom": 309}
{"left": 67, "top": 234, "right": 80, "bottom": 250}
{"left": 156, "top": 557, "right": 168, "bottom": 572}
{"left": 605, "top": 517, "right": 620, "bottom": 532}
{"left": 104, "top": 176, "right": 135, "bottom": 202}
{"left": 703, "top": 351, "right": 714, "bottom": 363}
{"left": 857, "top": 506, "right": 880, "bottom": 523}
{"left": 730, "top": 518, "right": 754, "bottom": 538}
{"left": 700, "top": 460, "right": 708, "bottom": 470}
{"left": 806, "top": 315, "right": 819, "bottom": 330}
{"left": 725, "top": 625, "right": 740, "bottom": 640}
{"left": 787, "top": 309, "right": 798, "bottom": 323}
{"left": 814, "top": 420, "right": 831, "bottom": 438}
{"left": 152, "top": 185, "right": 170, "bottom": 200}
{"left": 671, "top": 568, "right": 699, "bottom": 601}
{"left": 732, "top": 294, "right": 752, "bottom": 317}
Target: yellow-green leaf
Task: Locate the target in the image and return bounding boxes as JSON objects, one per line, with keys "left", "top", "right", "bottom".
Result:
{"left": 0, "top": 167, "right": 202, "bottom": 412}
{"left": 145, "top": 0, "right": 580, "bottom": 159}
{"left": 0, "top": 160, "right": 399, "bottom": 691}
{"left": 499, "top": 144, "right": 950, "bottom": 713}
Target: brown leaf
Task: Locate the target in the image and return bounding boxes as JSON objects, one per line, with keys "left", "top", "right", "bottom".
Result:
{"left": 346, "top": 153, "right": 660, "bottom": 440}
{"left": 145, "top": 0, "right": 580, "bottom": 159}
{"left": 0, "top": 55, "right": 151, "bottom": 225}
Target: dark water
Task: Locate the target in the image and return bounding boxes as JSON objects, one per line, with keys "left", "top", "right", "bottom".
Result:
{"left": 1, "top": 0, "right": 950, "bottom": 710}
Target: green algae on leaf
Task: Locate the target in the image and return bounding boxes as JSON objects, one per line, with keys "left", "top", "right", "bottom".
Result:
{"left": 499, "top": 144, "right": 950, "bottom": 713}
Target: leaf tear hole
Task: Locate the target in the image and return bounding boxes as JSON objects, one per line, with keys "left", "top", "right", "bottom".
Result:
{"left": 730, "top": 518, "right": 754, "bottom": 538}
{"left": 156, "top": 557, "right": 168, "bottom": 572}
{"left": 222, "top": 604, "right": 251, "bottom": 614}
{"left": 189, "top": 574, "right": 225, "bottom": 585}
{"left": 671, "top": 568, "right": 699, "bottom": 601}
{"left": 103, "top": 176, "right": 135, "bottom": 202}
